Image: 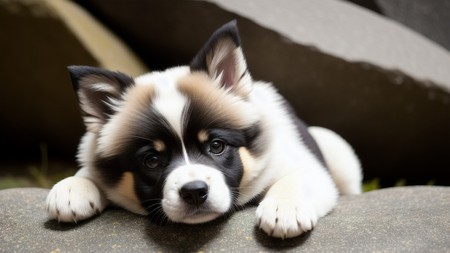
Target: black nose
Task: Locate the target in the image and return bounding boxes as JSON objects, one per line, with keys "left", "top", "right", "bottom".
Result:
{"left": 179, "top": 180, "right": 209, "bottom": 206}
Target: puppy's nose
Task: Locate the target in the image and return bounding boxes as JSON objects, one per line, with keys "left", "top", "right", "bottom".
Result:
{"left": 179, "top": 180, "right": 209, "bottom": 206}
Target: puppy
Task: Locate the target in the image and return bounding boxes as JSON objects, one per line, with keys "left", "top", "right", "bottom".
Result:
{"left": 46, "top": 20, "right": 362, "bottom": 239}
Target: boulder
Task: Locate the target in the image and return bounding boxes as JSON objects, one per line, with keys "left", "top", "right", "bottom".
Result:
{"left": 346, "top": 0, "right": 450, "bottom": 52}
{"left": 74, "top": 0, "right": 450, "bottom": 185}
{"left": 1, "top": 187, "right": 449, "bottom": 252}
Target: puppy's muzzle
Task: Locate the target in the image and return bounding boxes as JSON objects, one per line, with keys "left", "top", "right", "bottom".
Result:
{"left": 179, "top": 180, "right": 209, "bottom": 206}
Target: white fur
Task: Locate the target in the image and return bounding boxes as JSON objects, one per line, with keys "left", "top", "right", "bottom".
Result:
{"left": 162, "top": 164, "right": 232, "bottom": 224}
{"left": 137, "top": 67, "right": 192, "bottom": 164}
{"left": 309, "top": 127, "right": 363, "bottom": 195}
{"left": 152, "top": 76, "right": 187, "bottom": 138}
{"left": 46, "top": 175, "right": 107, "bottom": 222}
{"left": 233, "top": 81, "right": 341, "bottom": 238}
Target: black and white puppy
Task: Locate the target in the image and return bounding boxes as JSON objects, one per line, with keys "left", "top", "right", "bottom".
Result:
{"left": 46, "top": 21, "right": 362, "bottom": 239}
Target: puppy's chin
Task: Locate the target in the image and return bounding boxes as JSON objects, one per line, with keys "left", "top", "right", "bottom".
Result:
{"left": 173, "top": 211, "right": 222, "bottom": 224}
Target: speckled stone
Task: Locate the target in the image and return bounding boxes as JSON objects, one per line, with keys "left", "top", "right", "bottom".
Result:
{"left": 0, "top": 186, "right": 449, "bottom": 252}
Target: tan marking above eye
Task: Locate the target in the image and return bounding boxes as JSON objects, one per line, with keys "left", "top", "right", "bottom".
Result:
{"left": 154, "top": 140, "right": 166, "bottom": 152}
{"left": 198, "top": 130, "right": 209, "bottom": 143}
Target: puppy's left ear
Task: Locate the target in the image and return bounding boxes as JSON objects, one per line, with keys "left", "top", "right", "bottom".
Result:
{"left": 190, "top": 20, "right": 251, "bottom": 95}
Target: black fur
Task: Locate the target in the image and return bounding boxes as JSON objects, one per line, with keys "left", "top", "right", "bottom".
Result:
{"left": 68, "top": 65, "right": 134, "bottom": 94}
{"left": 281, "top": 98, "right": 327, "bottom": 168}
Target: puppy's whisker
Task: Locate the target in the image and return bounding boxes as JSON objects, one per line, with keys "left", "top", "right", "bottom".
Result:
{"left": 144, "top": 201, "right": 162, "bottom": 212}
{"left": 144, "top": 203, "right": 161, "bottom": 211}
{"left": 150, "top": 207, "right": 170, "bottom": 227}
{"left": 146, "top": 203, "right": 168, "bottom": 224}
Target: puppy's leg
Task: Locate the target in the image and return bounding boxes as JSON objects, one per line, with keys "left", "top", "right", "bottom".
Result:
{"left": 309, "top": 127, "right": 362, "bottom": 195}
{"left": 256, "top": 166, "right": 338, "bottom": 239}
{"left": 46, "top": 168, "right": 108, "bottom": 222}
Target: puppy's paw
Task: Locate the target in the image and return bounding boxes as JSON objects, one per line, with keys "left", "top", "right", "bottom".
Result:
{"left": 256, "top": 197, "right": 318, "bottom": 239}
{"left": 46, "top": 176, "right": 107, "bottom": 223}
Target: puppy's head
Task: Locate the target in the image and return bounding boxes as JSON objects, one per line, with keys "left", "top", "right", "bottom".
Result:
{"left": 69, "top": 21, "right": 265, "bottom": 224}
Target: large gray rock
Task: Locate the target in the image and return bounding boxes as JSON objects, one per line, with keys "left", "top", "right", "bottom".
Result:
{"left": 1, "top": 187, "right": 449, "bottom": 252}
{"left": 74, "top": 0, "right": 450, "bottom": 185}
{"left": 346, "top": 0, "right": 450, "bottom": 52}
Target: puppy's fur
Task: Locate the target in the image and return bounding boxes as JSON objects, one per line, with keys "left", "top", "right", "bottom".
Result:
{"left": 46, "top": 21, "right": 362, "bottom": 238}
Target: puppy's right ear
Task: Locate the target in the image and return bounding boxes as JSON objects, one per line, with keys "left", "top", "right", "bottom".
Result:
{"left": 190, "top": 20, "right": 252, "bottom": 96}
{"left": 68, "top": 66, "right": 134, "bottom": 133}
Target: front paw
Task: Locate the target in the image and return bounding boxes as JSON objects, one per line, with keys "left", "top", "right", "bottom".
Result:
{"left": 46, "top": 176, "right": 106, "bottom": 223}
{"left": 256, "top": 197, "right": 318, "bottom": 239}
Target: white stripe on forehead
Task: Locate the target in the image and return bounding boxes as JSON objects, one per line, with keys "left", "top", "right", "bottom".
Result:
{"left": 135, "top": 67, "right": 191, "bottom": 164}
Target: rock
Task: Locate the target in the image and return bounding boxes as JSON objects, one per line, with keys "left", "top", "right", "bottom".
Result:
{"left": 0, "top": 0, "right": 147, "bottom": 161}
{"left": 74, "top": 0, "right": 450, "bottom": 185}
{"left": 0, "top": 187, "right": 449, "bottom": 252}
{"left": 346, "top": 0, "right": 450, "bottom": 52}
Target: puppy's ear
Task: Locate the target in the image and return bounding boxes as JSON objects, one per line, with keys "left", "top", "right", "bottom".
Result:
{"left": 190, "top": 20, "right": 251, "bottom": 95}
{"left": 68, "top": 65, "right": 134, "bottom": 132}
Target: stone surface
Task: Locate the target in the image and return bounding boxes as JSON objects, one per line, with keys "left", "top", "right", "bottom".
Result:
{"left": 1, "top": 187, "right": 449, "bottom": 252}
{"left": 73, "top": 0, "right": 450, "bottom": 185}
{"left": 210, "top": 0, "right": 450, "bottom": 88}
{"left": 347, "top": 0, "right": 450, "bottom": 53}
{"left": 0, "top": 0, "right": 147, "bottom": 161}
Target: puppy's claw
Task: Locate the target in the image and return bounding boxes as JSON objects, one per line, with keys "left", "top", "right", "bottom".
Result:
{"left": 72, "top": 211, "right": 78, "bottom": 223}
{"left": 297, "top": 221, "right": 304, "bottom": 233}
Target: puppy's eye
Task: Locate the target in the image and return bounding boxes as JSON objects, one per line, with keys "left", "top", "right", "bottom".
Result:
{"left": 209, "top": 139, "right": 226, "bottom": 155}
{"left": 143, "top": 153, "right": 161, "bottom": 169}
